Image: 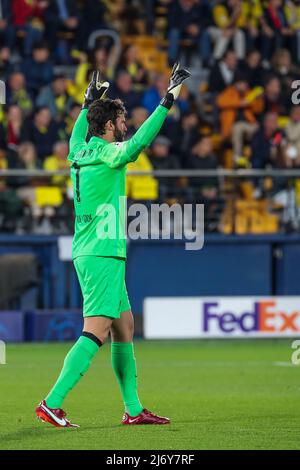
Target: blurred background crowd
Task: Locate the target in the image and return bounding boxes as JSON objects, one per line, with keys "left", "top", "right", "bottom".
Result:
{"left": 0, "top": 0, "right": 300, "bottom": 235}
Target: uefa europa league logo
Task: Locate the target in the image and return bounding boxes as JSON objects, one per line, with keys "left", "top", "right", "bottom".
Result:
{"left": 0, "top": 80, "right": 6, "bottom": 105}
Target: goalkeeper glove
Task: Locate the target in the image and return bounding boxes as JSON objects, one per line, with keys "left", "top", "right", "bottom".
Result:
{"left": 160, "top": 62, "right": 191, "bottom": 110}
{"left": 82, "top": 70, "right": 110, "bottom": 109}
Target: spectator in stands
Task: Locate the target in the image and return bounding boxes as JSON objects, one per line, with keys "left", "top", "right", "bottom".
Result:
{"left": 167, "top": 0, "right": 212, "bottom": 66}
{"left": 11, "top": 142, "right": 54, "bottom": 233}
{"left": 0, "top": 45, "right": 10, "bottom": 77}
{"left": 60, "top": 103, "right": 81, "bottom": 141}
{"left": 269, "top": 49, "right": 298, "bottom": 108}
{"left": 20, "top": 106, "right": 59, "bottom": 161}
{"left": 270, "top": 48, "right": 297, "bottom": 81}
{"left": 285, "top": 0, "right": 300, "bottom": 63}
{"left": 79, "top": 0, "right": 107, "bottom": 47}
{"left": 244, "top": 0, "right": 264, "bottom": 51}
{"left": 44, "top": 0, "right": 79, "bottom": 62}
{"left": 143, "top": 72, "right": 189, "bottom": 116}
{"left": 208, "top": 50, "right": 238, "bottom": 94}
{"left": 116, "top": 0, "right": 146, "bottom": 36}
{"left": 92, "top": 47, "right": 118, "bottom": 80}
{"left": 250, "top": 111, "right": 281, "bottom": 168}
{"left": 66, "top": 47, "right": 116, "bottom": 106}
{"left": 65, "top": 51, "right": 91, "bottom": 105}
{"left": 0, "top": 105, "right": 24, "bottom": 152}
{"left": 109, "top": 70, "right": 142, "bottom": 117}
{"left": 9, "top": 0, "right": 49, "bottom": 57}
{"left": 36, "top": 74, "right": 71, "bottom": 120}
{"left": 240, "top": 49, "right": 265, "bottom": 88}
{"left": 283, "top": 106, "right": 300, "bottom": 167}
{"left": 0, "top": 0, "right": 12, "bottom": 61}
{"left": 22, "top": 42, "right": 54, "bottom": 97}
{"left": 260, "top": 0, "right": 294, "bottom": 63}
{"left": 43, "top": 141, "right": 70, "bottom": 187}
{"left": 143, "top": 73, "right": 169, "bottom": 114}
{"left": 0, "top": 45, "right": 11, "bottom": 77}
{"left": 117, "top": 45, "right": 148, "bottom": 90}
{"left": 12, "top": 141, "right": 40, "bottom": 170}
{"left": 209, "top": 0, "right": 246, "bottom": 60}
{"left": 186, "top": 135, "right": 218, "bottom": 199}
{"left": 177, "top": 111, "right": 200, "bottom": 167}
{"left": 142, "top": 71, "right": 190, "bottom": 145}
{"left": 149, "top": 135, "right": 181, "bottom": 201}
{"left": 66, "top": 47, "right": 117, "bottom": 107}
{"left": 126, "top": 106, "right": 149, "bottom": 137}
{"left": 217, "top": 72, "right": 264, "bottom": 144}
{"left": 7, "top": 72, "right": 33, "bottom": 116}
{"left": 261, "top": 76, "right": 289, "bottom": 116}
{"left": 7, "top": 141, "right": 41, "bottom": 188}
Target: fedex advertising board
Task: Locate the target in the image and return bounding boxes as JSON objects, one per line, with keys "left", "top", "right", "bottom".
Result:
{"left": 143, "top": 297, "right": 300, "bottom": 339}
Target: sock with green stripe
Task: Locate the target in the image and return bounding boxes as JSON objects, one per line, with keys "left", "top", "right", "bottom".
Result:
{"left": 111, "top": 342, "right": 143, "bottom": 417}
{"left": 45, "top": 333, "right": 101, "bottom": 409}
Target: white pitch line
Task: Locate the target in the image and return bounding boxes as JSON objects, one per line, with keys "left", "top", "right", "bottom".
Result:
{"left": 273, "top": 362, "right": 297, "bottom": 367}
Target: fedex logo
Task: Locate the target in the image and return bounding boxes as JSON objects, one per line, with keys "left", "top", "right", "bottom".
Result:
{"left": 203, "top": 300, "right": 300, "bottom": 335}
{"left": 144, "top": 296, "right": 300, "bottom": 339}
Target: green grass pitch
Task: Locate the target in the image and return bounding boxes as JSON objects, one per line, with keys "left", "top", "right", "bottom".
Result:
{"left": 0, "top": 339, "right": 299, "bottom": 450}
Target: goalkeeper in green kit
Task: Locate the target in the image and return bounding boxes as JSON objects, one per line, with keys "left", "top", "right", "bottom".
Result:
{"left": 36, "top": 63, "right": 190, "bottom": 428}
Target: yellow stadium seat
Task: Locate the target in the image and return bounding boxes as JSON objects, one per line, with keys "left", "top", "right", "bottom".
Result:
{"left": 35, "top": 187, "right": 63, "bottom": 207}
{"left": 235, "top": 214, "right": 248, "bottom": 235}
{"left": 126, "top": 151, "right": 158, "bottom": 200}
{"left": 219, "top": 210, "right": 233, "bottom": 234}
{"left": 249, "top": 213, "right": 266, "bottom": 234}
{"left": 127, "top": 176, "right": 158, "bottom": 200}
{"left": 240, "top": 181, "right": 255, "bottom": 200}
{"left": 264, "top": 214, "right": 279, "bottom": 233}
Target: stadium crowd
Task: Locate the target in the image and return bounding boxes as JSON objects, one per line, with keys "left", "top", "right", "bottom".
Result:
{"left": 0, "top": 0, "right": 300, "bottom": 234}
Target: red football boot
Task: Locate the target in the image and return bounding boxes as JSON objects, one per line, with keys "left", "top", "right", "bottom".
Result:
{"left": 36, "top": 400, "right": 79, "bottom": 428}
{"left": 122, "top": 409, "right": 170, "bottom": 425}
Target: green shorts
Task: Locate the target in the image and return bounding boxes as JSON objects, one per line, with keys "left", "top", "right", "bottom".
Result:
{"left": 74, "top": 255, "right": 131, "bottom": 319}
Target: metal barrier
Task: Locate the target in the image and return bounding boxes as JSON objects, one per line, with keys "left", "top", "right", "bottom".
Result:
{"left": 1, "top": 169, "right": 300, "bottom": 234}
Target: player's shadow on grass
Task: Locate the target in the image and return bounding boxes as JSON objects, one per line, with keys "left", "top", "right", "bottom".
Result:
{"left": 1, "top": 427, "right": 50, "bottom": 443}
{"left": 2, "top": 423, "right": 122, "bottom": 443}
{"left": 2, "top": 423, "right": 181, "bottom": 446}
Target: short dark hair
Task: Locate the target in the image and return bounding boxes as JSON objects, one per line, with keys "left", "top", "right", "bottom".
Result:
{"left": 87, "top": 98, "right": 126, "bottom": 137}
{"left": 35, "top": 106, "right": 50, "bottom": 116}
{"left": 33, "top": 41, "right": 49, "bottom": 51}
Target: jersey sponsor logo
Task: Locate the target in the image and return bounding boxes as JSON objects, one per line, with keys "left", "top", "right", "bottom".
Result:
{"left": 114, "top": 142, "right": 124, "bottom": 148}
{"left": 76, "top": 214, "right": 92, "bottom": 223}
{"left": 74, "top": 148, "right": 94, "bottom": 160}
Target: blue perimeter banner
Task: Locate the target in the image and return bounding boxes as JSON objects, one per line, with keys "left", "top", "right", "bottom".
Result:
{"left": 0, "top": 311, "right": 83, "bottom": 342}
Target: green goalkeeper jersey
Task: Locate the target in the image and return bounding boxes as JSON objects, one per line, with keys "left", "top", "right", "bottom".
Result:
{"left": 68, "top": 105, "right": 169, "bottom": 260}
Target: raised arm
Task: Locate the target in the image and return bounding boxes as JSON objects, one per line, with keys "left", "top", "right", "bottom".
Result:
{"left": 69, "top": 71, "right": 110, "bottom": 156}
{"left": 69, "top": 108, "right": 89, "bottom": 155}
{"left": 100, "top": 62, "right": 191, "bottom": 169}
{"left": 99, "top": 105, "right": 169, "bottom": 168}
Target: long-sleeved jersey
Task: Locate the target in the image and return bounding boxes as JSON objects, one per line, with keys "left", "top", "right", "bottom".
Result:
{"left": 68, "top": 104, "right": 168, "bottom": 260}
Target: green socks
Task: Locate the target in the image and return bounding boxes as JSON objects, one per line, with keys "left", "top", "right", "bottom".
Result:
{"left": 46, "top": 334, "right": 101, "bottom": 409}
{"left": 111, "top": 342, "right": 143, "bottom": 417}
{"left": 45, "top": 337, "right": 142, "bottom": 417}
